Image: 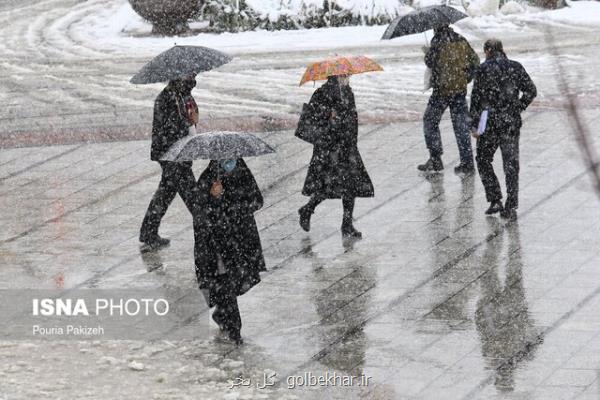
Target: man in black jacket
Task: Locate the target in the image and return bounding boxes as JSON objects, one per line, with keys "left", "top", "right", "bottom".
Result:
{"left": 139, "top": 76, "right": 199, "bottom": 248}
{"left": 470, "top": 39, "right": 537, "bottom": 219}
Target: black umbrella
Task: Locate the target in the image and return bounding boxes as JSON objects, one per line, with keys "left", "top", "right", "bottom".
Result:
{"left": 130, "top": 45, "right": 232, "bottom": 84}
{"left": 160, "top": 131, "right": 276, "bottom": 162}
{"left": 381, "top": 5, "right": 468, "bottom": 40}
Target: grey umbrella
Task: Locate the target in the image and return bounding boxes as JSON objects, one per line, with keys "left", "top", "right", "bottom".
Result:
{"left": 130, "top": 45, "right": 232, "bottom": 84}
{"left": 160, "top": 131, "right": 276, "bottom": 162}
{"left": 381, "top": 5, "right": 468, "bottom": 40}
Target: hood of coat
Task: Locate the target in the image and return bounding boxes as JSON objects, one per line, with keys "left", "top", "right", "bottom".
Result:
{"left": 322, "top": 76, "right": 354, "bottom": 104}
{"left": 167, "top": 79, "right": 196, "bottom": 96}
{"left": 433, "top": 26, "right": 465, "bottom": 45}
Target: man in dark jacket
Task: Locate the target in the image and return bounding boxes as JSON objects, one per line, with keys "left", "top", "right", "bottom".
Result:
{"left": 139, "top": 76, "right": 199, "bottom": 248}
{"left": 418, "top": 25, "right": 480, "bottom": 174}
{"left": 470, "top": 39, "right": 537, "bottom": 219}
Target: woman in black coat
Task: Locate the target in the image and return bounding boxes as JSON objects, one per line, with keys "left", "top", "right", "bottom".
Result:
{"left": 298, "top": 75, "right": 374, "bottom": 238}
{"left": 193, "top": 158, "right": 266, "bottom": 345}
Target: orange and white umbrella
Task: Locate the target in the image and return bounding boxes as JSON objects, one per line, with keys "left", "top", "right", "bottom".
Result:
{"left": 299, "top": 55, "right": 383, "bottom": 86}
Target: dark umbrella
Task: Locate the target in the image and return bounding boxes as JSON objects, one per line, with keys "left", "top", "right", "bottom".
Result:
{"left": 381, "top": 5, "right": 468, "bottom": 40}
{"left": 130, "top": 45, "right": 232, "bottom": 84}
{"left": 160, "top": 131, "right": 276, "bottom": 162}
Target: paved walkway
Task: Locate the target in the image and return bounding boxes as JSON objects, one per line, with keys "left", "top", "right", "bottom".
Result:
{"left": 1, "top": 107, "right": 600, "bottom": 399}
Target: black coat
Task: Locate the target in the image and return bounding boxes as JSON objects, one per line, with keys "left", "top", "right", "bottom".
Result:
{"left": 470, "top": 54, "right": 537, "bottom": 132}
{"left": 150, "top": 82, "right": 195, "bottom": 161}
{"left": 301, "top": 78, "right": 374, "bottom": 199}
{"left": 193, "top": 159, "right": 266, "bottom": 307}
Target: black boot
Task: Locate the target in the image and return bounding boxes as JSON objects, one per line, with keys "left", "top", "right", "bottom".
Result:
{"left": 212, "top": 307, "right": 226, "bottom": 331}
{"left": 417, "top": 156, "right": 444, "bottom": 172}
{"left": 298, "top": 205, "right": 312, "bottom": 232}
{"left": 341, "top": 196, "right": 362, "bottom": 239}
{"left": 299, "top": 196, "right": 324, "bottom": 232}
{"left": 485, "top": 201, "right": 504, "bottom": 215}
{"left": 228, "top": 328, "right": 243, "bottom": 346}
{"left": 342, "top": 224, "right": 362, "bottom": 239}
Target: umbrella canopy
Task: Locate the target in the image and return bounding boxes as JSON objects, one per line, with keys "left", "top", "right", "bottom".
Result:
{"left": 381, "top": 6, "right": 468, "bottom": 40}
{"left": 299, "top": 56, "right": 383, "bottom": 86}
{"left": 130, "top": 45, "right": 232, "bottom": 84}
{"left": 160, "top": 131, "right": 276, "bottom": 162}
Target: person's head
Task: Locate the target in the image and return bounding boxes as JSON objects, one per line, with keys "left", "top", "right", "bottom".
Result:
{"left": 337, "top": 74, "right": 350, "bottom": 87}
{"left": 170, "top": 74, "right": 197, "bottom": 93}
{"left": 327, "top": 74, "right": 350, "bottom": 87}
{"left": 434, "top": 25, "right": 450, "bottom": 36}
{"left": 483, "top": 38, "right": 505, "bottom": 59}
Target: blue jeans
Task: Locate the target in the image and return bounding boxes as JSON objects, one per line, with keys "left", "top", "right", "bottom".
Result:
{"left": 423, "top": 92, "right": 473, "bottom": 165}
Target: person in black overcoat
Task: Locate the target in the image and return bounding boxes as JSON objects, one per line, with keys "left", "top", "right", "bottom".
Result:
{"left": 298, "top": 75, "right": 374, "bottom": 238}
{"left": 193, "top": 158, "right": 266, "bottom": 345}
{"left": 139, "top": 75, "right": 200, "bottom": 248}
{"left": 470, "top": 39, "right": 537, "bottom": 219}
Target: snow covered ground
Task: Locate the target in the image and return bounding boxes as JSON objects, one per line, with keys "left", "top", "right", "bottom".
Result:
{"left": 72, "top": 0, "right": 600, "bottom": 55}
{"left": 0, "top": 0, "right": 599, "bottom": 146}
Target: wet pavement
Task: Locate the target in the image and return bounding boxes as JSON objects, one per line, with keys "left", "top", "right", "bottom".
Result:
{"left": 1, "top": 106, "right": 600, "bottom": 399}
{"left": 1, "top": 1, "right": 600, "bottom": 398}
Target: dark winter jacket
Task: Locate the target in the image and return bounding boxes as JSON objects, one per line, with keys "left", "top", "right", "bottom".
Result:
{"left": 301, "top": 77, "right": 374, "bottom": 199}
{"left": 425, "top": 27, "right": 480, "bottom": 96}
{"left": 150, "top": 82, "right": 197, "bottom": 161}
{"left": 470, "top": 54, "right": 537, "bottom": 132}
{"left": 193, "top": 159, "right": 265, "bottom": 307}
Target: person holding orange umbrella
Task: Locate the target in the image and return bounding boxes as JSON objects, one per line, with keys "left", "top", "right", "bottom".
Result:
{"left": 296, "top": 56, "right": 382, "bottom": 239}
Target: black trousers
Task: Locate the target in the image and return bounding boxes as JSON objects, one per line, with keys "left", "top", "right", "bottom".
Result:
{"left": 475, "top": 128, "right": 520, "bottom": 210}
{"left": 213, "top": 275, "right": 242, "bottom": 331}
{"left": 140, "top": 161, "right": 196, "bottom": 240}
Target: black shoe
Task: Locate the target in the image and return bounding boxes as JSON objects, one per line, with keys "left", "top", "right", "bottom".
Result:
{"left": 228, "top": 329, "right": 243, "bottom": 345}
{"left": 454, "top": 163, "right": 475, "bottom": 175}
{"left": 212, "top": 309, "right": 226, "bottom": 332}
{"left": 485, "top": 201, "right": 504, "bottom": 215}
{"left": 298, "top": 206, "right": 312, "bottom": 232}
{"left": 500, "top": 208, "right": 517, "bottom": 220}
{"left": 140, "top": 235, "right": 170, "bottom": 249}
{"left": 417, "top": 157, "right": 444, "bottom": 172}
{"left": 342, "top": 224, "right": 363, "bottom": 239}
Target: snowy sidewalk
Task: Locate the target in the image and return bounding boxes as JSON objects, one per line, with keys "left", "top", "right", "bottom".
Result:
{"left": 2, "top": 0, "right": 600, "bottom": 147}
{"left": 1, "top": 108, "right": 600, "bottom": 399}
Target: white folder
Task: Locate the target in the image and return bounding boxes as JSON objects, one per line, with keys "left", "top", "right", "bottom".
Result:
{"left": 477, "top": 109, "right": 488, "bottom": 135}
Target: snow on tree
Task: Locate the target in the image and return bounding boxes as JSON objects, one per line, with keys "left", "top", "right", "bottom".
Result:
{"left": 203, "top": 0, "right": 414, "bottom": 31}
{"left": 128, "top": 0, "right": 203, "bottom": 35}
